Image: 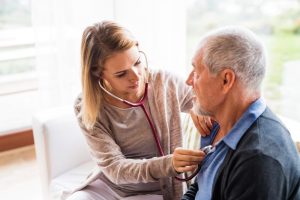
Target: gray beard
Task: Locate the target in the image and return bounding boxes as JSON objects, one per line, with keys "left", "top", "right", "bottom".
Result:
{"left": 192, "top": 100, "right": 212, "bottom": 117}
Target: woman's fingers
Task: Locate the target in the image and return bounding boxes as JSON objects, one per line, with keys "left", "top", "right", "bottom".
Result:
{"left": 174, "top": 151, "right": 205, "bottom": 162}
{"left": 175, "top": 160, "right": 200, "bottom": 167}
{"left": 190, "top": 111, "right": 205, "bottom": 135}
{"left": 175, "top": 165, "right": 198, "bottom": 173}
{"left": 174, "top": 147, "right": 205, "bottom": 155}
{"left": 172, "top": 147, "right": 206, "bottom": 173}
{"left": 204, "top": 116, "right": 213, "bottom": 130}
{"left": 190, "top": 111, "right": 212, "bottom": 137}
{"left": 197, "top": 115, "right": 211, "bottom": 136}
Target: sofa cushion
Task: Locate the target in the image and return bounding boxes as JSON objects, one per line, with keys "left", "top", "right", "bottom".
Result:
{"left": 50, "top": 161, "right": 96, "bottom": 199}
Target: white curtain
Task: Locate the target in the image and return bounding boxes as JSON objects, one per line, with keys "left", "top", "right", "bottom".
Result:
{"left": 31, "top": 0, "right": 186, "bottom": 109}
{"left": 114, "top": 0, "right": 187, "bottom": 76}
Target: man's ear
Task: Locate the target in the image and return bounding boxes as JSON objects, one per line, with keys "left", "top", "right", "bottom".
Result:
{"left": 220, "top": 69, "right": 235, "bottom": 93}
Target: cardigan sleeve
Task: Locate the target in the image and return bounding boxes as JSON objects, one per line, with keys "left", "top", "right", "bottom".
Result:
{"left": 169, "top": 72, "right": 194, "bottom": 113}
{"left": 154, "top": 70, "right": 194, "bottom": 113}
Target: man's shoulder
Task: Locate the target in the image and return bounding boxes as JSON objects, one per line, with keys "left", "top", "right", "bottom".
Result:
{"left": 233, "top": 107, "right": 300, "bottom": 178}
{"left": 237, "top": 111, "right": 293, "bottom": 152}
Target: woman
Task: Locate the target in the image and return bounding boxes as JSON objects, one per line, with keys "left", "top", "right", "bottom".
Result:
{"left": 68, "top": 20, "right": 211, "bottom": 200}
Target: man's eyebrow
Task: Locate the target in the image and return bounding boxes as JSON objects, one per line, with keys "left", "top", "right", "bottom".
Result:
{"left": 191, "top": 62, "right": 196, "bottom": 68}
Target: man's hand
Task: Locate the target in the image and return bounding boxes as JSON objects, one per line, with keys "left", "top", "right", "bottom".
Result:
{"left": 190, "top": 111, "right": 213, "bottom": 137}
{"left": 172, "top": 147, "right": 206, "bottom": 173}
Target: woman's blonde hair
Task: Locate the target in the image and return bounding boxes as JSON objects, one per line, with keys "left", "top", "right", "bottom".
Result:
{"left": 80, "top": 20, "right": 137, "bottom": 129}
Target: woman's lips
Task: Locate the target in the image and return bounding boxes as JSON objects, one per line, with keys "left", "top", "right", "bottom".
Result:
{"left": 128, "top": 84, "right": 139, "bottom": 89}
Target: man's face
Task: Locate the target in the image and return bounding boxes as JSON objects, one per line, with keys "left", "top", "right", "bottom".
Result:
{"left": 186, "top": 50, "right": 224, "bottom": 117}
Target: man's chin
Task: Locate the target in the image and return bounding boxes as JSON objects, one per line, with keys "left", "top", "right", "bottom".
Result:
{"left": 192, "top": 102, "right": 211, "bottom": 116}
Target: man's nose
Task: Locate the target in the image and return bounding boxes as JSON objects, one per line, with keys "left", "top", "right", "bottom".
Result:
{"left": 186, "top": 71, "right": 194, "bottom": 86}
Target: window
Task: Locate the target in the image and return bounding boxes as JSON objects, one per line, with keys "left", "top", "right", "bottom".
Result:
{"left": 0, "top": 0, "right": 186, "bottom": 133}
{"left": 0, "top": 0, "right": 38, "bottom": 133}
{"left": 186, "top": 0, "right": 300, "bottom": 122}
{"left": 0, "top": 0, "right": 34, "bottom": 77}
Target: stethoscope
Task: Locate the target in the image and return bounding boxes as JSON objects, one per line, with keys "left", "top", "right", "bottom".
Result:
{"left": 98, "top": 51, "right": 215, "bottom": 182}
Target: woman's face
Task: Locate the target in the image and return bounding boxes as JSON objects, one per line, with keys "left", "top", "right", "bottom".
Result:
{"left": 101, "top": 46, "right": 146, "bottom": 102}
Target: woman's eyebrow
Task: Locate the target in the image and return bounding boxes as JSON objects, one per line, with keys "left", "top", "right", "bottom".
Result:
{"left": 134, "top": 54, "right": 141, "bottom": 65}
{"left": 114, "top": 70, "right": 127, "bottom": 75}
{"left": 113, "top": 55, "right": 141, "bottom": 75}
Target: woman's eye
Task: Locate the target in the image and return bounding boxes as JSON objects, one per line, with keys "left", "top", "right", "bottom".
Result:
{"left": 116, "top": 72, "right": 126, "bottom": 78}
{"left": 135, "top": 60, "right": 141, "bottom": 66}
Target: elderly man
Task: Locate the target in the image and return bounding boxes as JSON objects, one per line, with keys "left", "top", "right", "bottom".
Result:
{"left": 182, "top": 27, "right": 300, "bottom": 200}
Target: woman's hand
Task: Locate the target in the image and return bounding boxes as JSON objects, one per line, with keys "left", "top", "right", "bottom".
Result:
{"left": 190, "top": 110, "right": 213, "bottom": 137}
{"left": 172, "top": 147, "right": 206, "bottom": 173}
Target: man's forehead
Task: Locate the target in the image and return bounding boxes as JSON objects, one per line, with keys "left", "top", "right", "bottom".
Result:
{"left": 192, "top": 49, "right": 204, "bottom": 67}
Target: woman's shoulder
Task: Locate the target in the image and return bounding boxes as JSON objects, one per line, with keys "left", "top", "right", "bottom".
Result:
{"left": 73, "top": 93, "right": 107, "bottom": 120}
{"left": 74, "top": 93, "right": 83, "bottom": 115}
{"left": 73, "top": 93, "right": 107, "bottom": 132}
{"left": 150, "top": 69, "right": 183, "bottom": 84}
{"left": 149, "top": 69, "right": 193, "bottom": 106}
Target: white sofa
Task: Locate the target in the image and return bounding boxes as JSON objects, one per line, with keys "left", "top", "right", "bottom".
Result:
{"left": 32, "top": 106, "right": 95, "bottom": 200}
{"left": 32, "top": 106, "right": 300, "bottom": 200}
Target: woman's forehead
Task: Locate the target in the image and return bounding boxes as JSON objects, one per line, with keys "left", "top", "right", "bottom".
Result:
{"left": 104, "top": 47, "right": 140, "bottom": 72}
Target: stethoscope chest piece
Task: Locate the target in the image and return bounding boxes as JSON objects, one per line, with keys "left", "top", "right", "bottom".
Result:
{"left": 201, "top": 145, "right": 216, "bottom": 155}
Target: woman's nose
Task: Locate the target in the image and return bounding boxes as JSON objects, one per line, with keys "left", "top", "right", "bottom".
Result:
{"left": 129, "top": 67, "right": 139, "bottom": 82}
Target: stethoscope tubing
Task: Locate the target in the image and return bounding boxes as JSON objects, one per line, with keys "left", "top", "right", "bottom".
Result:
{"left": 121, "top": 83, "right": 165, "bottom": 156}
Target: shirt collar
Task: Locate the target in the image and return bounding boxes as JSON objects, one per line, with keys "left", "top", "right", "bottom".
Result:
{"left": 222, "top": 97, "right": 266, "bottom": 150}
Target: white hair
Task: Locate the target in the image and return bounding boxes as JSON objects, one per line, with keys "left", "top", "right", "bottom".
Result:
{"left": 198, "top": 26, "right": 267, "bottom": 91}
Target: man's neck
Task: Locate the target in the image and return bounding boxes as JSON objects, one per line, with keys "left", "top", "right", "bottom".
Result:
{"left": 213, "top": 91, "right": 260, "bottom": 145}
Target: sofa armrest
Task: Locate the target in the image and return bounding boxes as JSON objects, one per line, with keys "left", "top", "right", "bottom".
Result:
{"left": 32, "top": 106, "right": 91, "bottom": 198}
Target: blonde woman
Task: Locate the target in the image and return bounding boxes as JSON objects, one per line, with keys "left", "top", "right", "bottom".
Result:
{"left": 67, "top": 20, "right": 211, "bottom": 200}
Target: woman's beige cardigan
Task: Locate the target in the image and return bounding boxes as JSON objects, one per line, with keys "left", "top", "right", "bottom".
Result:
{"left": 63, "top": 70, "right": 194, "bottom": 200}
